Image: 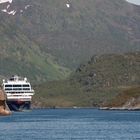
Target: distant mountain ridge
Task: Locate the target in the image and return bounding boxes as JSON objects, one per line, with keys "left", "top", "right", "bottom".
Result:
{"left": 0, "top": 0, "right": 140, "bottom": 82}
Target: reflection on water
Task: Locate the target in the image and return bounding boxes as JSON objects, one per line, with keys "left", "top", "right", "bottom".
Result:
{"left": 0, "top": 109, "right": 140, "bottom": 140}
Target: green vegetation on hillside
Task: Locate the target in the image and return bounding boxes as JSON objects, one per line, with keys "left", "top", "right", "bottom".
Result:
{"left": 33, "top": 52, "right": 140, "bottom": 107}
{"left": 33, "top": 80, "right": 119, "bottom": 108}
{"left": 73, "top": 52, "right": 140, "bottom": 88}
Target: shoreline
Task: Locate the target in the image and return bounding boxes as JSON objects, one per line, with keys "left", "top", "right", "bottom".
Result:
{"left": 31, "top": 106, "right": 140, "bottom": 111}
{"left": 100, "top": 106, "right": 140, "bottom": 111}
{"left": 32, "top": 106, "right": 98, "bottom": 110}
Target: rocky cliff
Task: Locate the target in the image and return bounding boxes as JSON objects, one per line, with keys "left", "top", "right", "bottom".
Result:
{"left": 0, "top": 89, "right": 11, "bottom": 115}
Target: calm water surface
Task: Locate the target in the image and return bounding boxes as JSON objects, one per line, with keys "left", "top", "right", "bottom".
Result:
{"left": 0, "top": 109, "right": 140, "bottom": 140}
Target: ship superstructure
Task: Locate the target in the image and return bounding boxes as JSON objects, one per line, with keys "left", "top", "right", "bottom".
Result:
{"left": 2, "top": 75, "right": 35, "bottom": 111}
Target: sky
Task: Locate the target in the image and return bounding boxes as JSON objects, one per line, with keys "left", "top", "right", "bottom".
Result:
{"left": 126, "top": 0, "right": 140, "bottom": 5}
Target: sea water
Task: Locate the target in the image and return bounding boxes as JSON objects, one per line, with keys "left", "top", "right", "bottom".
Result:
{"left": 0, "top": 109, "right": 140, "bottom": 140}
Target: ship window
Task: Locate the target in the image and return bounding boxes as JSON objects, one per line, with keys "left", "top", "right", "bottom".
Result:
{"left": 23, "top": 88, "right": 30, "bottom": 90}
{"left": 14, "top": 88, "right": 22, "bottom": 90}
{"left": 5, "top": 88, "right": 12, "bottom": 90}
{"left": 5, "top": 85, "right": 12, "bottom": 87}
{"left": 13, "top": 85, "right": 22, "bottom": 87}
{"left": 23, "top": 85, "right": 30, "bottom": 87}
{"left": 10, "top": 78, "right": 14, "bottom": 81}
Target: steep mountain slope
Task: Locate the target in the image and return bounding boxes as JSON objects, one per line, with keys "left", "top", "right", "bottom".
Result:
{"left": 0, "top": 0, "right": 140, "bottom": 82}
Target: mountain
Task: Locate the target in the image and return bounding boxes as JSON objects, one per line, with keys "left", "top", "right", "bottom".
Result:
{"left": 33, "top": 52, "right": 140, "bottom": 108}
{"left": 0, "top": 0, "right": 140, "bottom": 82}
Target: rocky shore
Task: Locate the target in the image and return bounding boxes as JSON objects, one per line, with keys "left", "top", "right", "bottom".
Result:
{"left": 100, "top": 97, "right": 140, "bottom": 111}
{"left": 0, "top": 89, "right": 11, "bottom": 116}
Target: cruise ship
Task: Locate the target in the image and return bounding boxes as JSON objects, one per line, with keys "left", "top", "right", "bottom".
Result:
{"left": 2, "top": 75, "right": 35, "bottom": 111}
